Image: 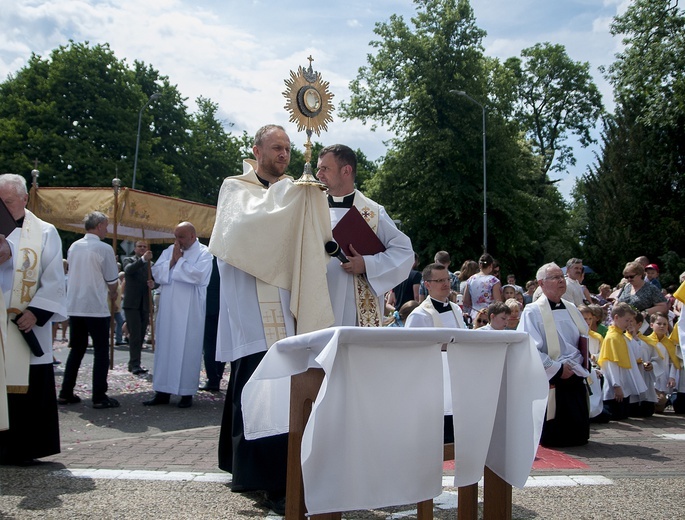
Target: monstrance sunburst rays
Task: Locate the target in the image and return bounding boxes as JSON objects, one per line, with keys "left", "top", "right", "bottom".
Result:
{"left": 283, "top": 56, "right": 334, "bottom": 186}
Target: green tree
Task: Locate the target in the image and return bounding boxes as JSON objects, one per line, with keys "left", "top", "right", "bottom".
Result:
{"left": 0, "top": 41, "right": 244, "bottom": 206}
{"left": 0, "top": 41, "right": 143, "bottom": 187}
{"left": 504, "top": 43, "right": 603, "bottom": 176}
{"left": 574, "top": 0, "right": 685, "bottom": 283}
{"left": 184, "top": 96, "right": 243, "bottom": 204}
{"left": 339, "top": 0, "right": 575, "bottom": 275}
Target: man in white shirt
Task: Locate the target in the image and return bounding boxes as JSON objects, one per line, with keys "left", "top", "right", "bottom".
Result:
{"left": 563, "top": 258, "right": 592, "bottom": 306}
{"left": 59, "top": 211, "right": 119, "bottom": 409}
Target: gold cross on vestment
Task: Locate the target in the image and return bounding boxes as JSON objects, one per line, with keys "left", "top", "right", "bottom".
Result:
{"left": 262, "top": 308, "right": 286, "bottom": 344}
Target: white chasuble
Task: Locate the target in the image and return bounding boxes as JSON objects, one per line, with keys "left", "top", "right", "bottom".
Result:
{"left": 209, "top": 160, "right": 334, "bottom": 336}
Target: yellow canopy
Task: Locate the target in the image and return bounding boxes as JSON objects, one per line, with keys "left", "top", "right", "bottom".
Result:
{"left": 29, "top": 186, "right": 216, "bottom": 243}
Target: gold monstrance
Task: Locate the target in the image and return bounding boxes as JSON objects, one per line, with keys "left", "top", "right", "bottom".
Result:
{"left": 283, "top": 56, "right": 334, "bottom": 187}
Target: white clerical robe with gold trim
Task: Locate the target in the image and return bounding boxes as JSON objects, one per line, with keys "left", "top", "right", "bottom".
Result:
{"left": 326, "top": 192, "right": 413, "bottom": 326}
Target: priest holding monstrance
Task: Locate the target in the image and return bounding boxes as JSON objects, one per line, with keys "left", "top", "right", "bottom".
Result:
{"left": 209, "top": 123, "right": 333, "bottom": 514}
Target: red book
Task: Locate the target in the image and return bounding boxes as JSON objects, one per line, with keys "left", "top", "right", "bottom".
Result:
{"left": 332, "top": 206, "right": 386, "bottom": 257}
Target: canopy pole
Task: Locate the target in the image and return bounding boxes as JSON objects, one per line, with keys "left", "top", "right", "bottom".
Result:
{"left": 110, "top": 178, "right": 121, "bottom": 369}
{"left": 28, "top": 168, "right": 39, "bottom": 213}
{"left": 142, "top": 228, "right": 156, "bottom": 353}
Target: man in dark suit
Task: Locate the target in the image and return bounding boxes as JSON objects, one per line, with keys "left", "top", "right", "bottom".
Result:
{"left": 123, "top": 241, "right": 154, "bottom": 375}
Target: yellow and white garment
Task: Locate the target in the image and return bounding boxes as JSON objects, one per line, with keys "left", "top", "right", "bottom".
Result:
{"left": 5, "top": 210, "right": 43, "bottom": 393}
{"left": 533, "top": 295, "right": 589, "bottom": 419}
{"left": 209, "top": 159, "right": 334, "bottom": 343}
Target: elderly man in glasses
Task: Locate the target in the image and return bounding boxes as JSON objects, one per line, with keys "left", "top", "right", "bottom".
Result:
{"left": 518, "top": 262, "right": 591, "bottom": 448}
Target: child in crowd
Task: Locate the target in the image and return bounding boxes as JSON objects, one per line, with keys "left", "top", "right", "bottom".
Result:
{"left": 472, "top": 308, "right": 490, "bottom": 329}
{"left": 478, "top": 302, "right": 510, "bottom": 331}
{"left": 501, "top": 284, "right": 517, "bottom": 301}
{"left": 590, "top": 304, "right": 609, "bottom": 336}
{"left": 597, "top": 302, "right": 647, "bottom": 420}
{"left": 579, "top": 305, "right": 604, "bottom": 365}
{"left": 386, "top": 300, "right": 419, "bottom": 327}
{"left": 626, "top": 313, "right": 659, "bottom": 417}
{"left": 503, "top": 298, "right": 520, "bottom": 330}
{"left": 647, "top": 312, "right": 680, "bottom": 412}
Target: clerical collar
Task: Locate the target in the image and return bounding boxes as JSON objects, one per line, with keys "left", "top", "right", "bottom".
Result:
{"left": 255, "top": 174, "right": 270, "bottom": 188}
{"left": 548, "top": 299, "right": 566, "bottom": 310}
{"left": 430, "top": 297, "right": 452, "bottom": 313}
{"left": 327, "top": 192, "right": 355, "bottom": 208}
{"left": 15, "top": 216, "right": 24, "bottom": 227}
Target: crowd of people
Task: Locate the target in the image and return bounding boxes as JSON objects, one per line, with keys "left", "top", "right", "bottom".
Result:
{"left": 387, "top": 252, "right": 685, "bottom": 447}
{"left": 1, "top": 124, "right": 683, "bottom": 516}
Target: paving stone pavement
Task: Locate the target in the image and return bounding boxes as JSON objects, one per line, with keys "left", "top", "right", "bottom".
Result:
{"left": 2, "top": 340, "right": 685, "bottom": 518}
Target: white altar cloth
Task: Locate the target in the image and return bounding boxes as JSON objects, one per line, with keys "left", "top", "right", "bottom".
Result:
{"left": 242, "top": 326, "right": 548, "bottom": 515}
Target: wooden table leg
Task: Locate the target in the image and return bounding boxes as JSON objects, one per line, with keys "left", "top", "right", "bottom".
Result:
{"left": 457, "top": 483, "right": 478, "bottom": 520}
{"left": 286, "top": 368, "right": 325, "bottom": 520}
{"left": 483, "top": 466, "right": 512, "bottom": 520}
{"left": 417, "top": 499, "right": 434, "bottom": 520}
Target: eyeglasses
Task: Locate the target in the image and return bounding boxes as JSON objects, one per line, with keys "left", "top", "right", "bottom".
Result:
{"left": 426, "top": 278, "right": 450, "bottom": 284}
{"left": 624, "top": 274, "right": 638, "bottom": 280}
{"left": 544, "top": 275, "right": 564, "bottom": 281}
{"left": 476, "top": 319, "right": 488, "bottom": 325}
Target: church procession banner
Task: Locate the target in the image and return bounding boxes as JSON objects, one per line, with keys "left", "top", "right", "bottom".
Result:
{"left": 28, "top": 186, "right": 216, "bottom": 243}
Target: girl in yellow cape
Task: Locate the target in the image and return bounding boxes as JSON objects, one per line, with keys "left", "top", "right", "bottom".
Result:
{"left": 647, "top": 312, "right": 681, "bottom": 412}
{"left": 626, "top": 312, "right": 660, "bottom": 417}
{"left": 598, "top": 303, "right": 647, "bottom": 420}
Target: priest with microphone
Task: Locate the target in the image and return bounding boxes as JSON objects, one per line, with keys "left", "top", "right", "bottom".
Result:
{"left": 317, "top": 144, "right": 413, "bottom": 327}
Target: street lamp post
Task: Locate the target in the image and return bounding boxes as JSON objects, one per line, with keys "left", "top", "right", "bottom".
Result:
{"left": 450, "top": 90, "right": 487, "bottom": 253}
{"left": 132, "top": 92, "right": 161, "bottom": 190}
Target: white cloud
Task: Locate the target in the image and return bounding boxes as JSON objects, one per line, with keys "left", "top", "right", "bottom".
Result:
{"left": 0, "top": 0, "right": 630, "bottom": 197}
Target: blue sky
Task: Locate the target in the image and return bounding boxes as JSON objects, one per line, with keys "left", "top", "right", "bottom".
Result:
{"left": 0, "top": 0, "right": 629, "bottom": 199}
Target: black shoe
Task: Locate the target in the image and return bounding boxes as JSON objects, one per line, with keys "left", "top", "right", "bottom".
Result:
{"left": 263, "top": 492, "right": 286, "bottom": 516}
{"left": 131, "top": 367, "right": 149, "bottom": 375}
{"left": 93, "top": 397, "right": 120, "bottom": 409}
{"left": 178, "top": 396, "right": 193, "bottom": 408}
{"left": 143, "top": 393, "right": 170, "bottom": 406}
{"left": 198, "top": 384, "right": 220, "bottom": 392}
{"left": 57, "top": 394, "right": 81, "bottom": 405}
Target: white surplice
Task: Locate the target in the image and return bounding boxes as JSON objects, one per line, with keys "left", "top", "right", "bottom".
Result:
{"left": 628, "top": 336, "right": 658, "bottom": 403}
{"left": 405, "top": 299, "right": 466, "bottom": 414}
{"left": 151, "top": 239, "right": 212, "bottom": 395}
{"left": 517, "top": 301, "right": 588, "bottom": 379}
{"left": 326, "top": 197, "right": 413, "bottom": 326}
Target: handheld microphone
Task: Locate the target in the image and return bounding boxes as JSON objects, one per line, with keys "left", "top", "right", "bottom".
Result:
{"left": 325, "top": 240, "right": 349, "bottom": 263}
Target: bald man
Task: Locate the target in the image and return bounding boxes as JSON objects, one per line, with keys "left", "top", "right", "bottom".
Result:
{"left": 145, "top": 222, "right": 213, "bottom": 408}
